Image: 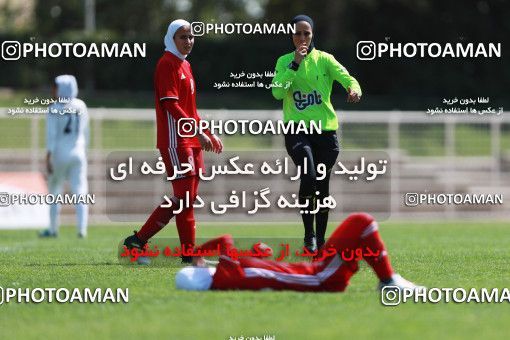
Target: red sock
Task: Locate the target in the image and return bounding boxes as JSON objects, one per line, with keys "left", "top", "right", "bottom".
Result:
{"left": 361, "top": 229, "right": 394, "bottom": 281}
{"left": 136, "top": 205, "right": 175, "bottom": 243}
{"left": 172, "top": 176, "right": 198, "bottom": 248}
{"left": 176, "top": 207, "right": 196, "bottom": 248}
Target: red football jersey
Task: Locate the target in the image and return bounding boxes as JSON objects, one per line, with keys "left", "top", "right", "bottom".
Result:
{"left": 154, "top": 51, "right": 201, "bottom": 149}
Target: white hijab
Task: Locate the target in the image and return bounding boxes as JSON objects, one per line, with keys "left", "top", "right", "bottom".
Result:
{"left": 175, "top": 266, "right": 216, "bottom": 291}
{"left": 164, "top": 19, "right": 191, "bottom": 60}
{"left": 55, "top": 75, "right": 78, "bottom": 99}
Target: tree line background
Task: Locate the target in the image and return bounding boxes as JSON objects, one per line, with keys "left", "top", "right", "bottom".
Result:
{"left": 0, "top": 0, "right": 508, "bottom": 109}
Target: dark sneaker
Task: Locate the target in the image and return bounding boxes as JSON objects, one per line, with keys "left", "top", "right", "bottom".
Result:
{"left": 312, "top": 238, "right": 327, "bottom": 262}
{"left": 123, "top": 231, "right": 147, "bottom": 250}
{"left": 39, "top": 229, "right": 58, "bottom": 238}
{"left": 122, "top": 231, "right": 150, "bottom": 265}
{"left": 181, "top": 256, "right": 193, "bottom": 264}
{"left": 316, "top": 238, "right": 325, "bottom": 251}
{"left": 303, "top": 236, "right": 317, "bottom": 253}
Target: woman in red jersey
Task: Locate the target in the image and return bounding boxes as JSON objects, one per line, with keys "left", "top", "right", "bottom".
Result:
{"left": 123, "top": 19, "right": 223, "bottom": 263}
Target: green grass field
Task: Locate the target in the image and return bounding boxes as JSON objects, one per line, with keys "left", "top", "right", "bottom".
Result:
{"left": 1, "top": 221, "right": 509, "bottom": 339}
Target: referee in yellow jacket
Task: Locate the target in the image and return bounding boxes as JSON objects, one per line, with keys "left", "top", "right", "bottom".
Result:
{"left": 272, "top": 14, "right": 362, "bottom": 252}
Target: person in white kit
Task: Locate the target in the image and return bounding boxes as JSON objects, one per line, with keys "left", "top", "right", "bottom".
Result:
{"left": 40, "top": 75, "right": 90, "bottom": 238}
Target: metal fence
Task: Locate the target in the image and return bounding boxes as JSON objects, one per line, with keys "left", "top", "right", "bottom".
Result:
{"left": 1, "top": 109, "right": 509, "bottom": 223}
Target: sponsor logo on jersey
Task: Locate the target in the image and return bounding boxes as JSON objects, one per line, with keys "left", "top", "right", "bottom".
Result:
{"left": 293, "top": 90, "right": 322, "bottom": 110}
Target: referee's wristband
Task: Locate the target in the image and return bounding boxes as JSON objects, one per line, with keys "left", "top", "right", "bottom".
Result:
{"left": 288, "top": 61, "right": 300, "bottom": 71}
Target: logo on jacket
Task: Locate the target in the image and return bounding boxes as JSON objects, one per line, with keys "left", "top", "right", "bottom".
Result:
{"left": 293, "top": 90, "right": 322, "bottom": 110}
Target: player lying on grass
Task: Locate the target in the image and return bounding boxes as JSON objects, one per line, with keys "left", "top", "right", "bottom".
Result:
{"left": 175, "top": 213, "right": 424, "bottom": 292}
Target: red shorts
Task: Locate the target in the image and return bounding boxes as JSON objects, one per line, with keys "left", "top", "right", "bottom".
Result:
{"left": 159, "top": 147, "right": 204, "bottom": 179}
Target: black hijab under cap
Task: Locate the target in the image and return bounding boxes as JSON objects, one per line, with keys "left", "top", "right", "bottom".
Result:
{"left": 290, "top": 14, "right": 315, "bottom": 52}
